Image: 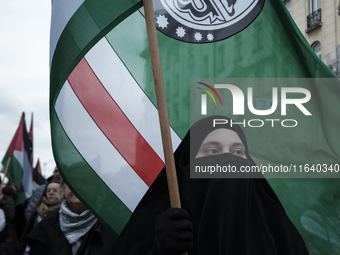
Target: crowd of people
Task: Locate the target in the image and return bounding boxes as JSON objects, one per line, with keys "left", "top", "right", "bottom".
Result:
{"left": 0, "top": 116, "right": 322, "bottom": 254}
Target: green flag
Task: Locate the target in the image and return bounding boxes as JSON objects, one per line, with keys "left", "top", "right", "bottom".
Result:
{"left": 50, "top": 0, "right": 340, "bottom": 252}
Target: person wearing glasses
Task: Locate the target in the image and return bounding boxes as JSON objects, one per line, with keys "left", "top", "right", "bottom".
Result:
{"left": 25, "top": 166, "right": 62, "bottom": 221}
{"left": 19, "top": 180, "right": 62, "bottom": 254}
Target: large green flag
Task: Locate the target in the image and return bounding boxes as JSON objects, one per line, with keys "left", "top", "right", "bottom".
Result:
{"left": 50, "top": 0, "right": 340, "bottom": 252}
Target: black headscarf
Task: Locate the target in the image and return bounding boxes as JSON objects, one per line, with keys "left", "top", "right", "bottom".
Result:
{"left": 189, "top": 115, "right": 259, "bottom": 178}
{"left": 112, "top": 116, "right": 310, "bottom": 255}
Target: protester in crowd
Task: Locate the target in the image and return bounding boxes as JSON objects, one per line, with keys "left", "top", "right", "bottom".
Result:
{"left": 25, "top": 166, "right": 61, "bottom": 221}
{"left": 112, "top": 115, "right": 310, "bottom": 255}
{"left": 0, "top": 183, "right": 19, "bottom": 255}
{"left": 25, "top": 180, "right": 116, "bottom": 255}
{"left": 19, "top": 180, "right": 62, "bottom": 254}
{"left": 11, "top": 185, "right": 28, "bottom": 245}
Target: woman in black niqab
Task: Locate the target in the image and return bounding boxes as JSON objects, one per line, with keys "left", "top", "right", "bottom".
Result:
{"left": 112, "top": 116, "right": 310, "bottom": 255}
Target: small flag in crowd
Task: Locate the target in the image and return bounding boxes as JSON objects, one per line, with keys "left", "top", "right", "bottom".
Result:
{"left": 1, "top": 112, "right": 32, "bottom": 205}
{"left": 33, "top": 159, "right": 46, "bottom": 187}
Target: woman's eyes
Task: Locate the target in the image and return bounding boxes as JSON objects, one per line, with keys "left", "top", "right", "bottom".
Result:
{"left": 204, "top": 147, "right": 221, "bottom": 155}
{"left": 230, "top": 148, "right": 245, "bottom": 157}
{"left": 47, "top": 189, "right": 58, "bottom": 193}
{"left": 198, "top": 143, "right": 246, "bottom": 158}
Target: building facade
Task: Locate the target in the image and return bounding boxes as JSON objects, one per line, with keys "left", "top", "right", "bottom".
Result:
{"left": 283, "top": 0, "right": 340, "bottom": 77}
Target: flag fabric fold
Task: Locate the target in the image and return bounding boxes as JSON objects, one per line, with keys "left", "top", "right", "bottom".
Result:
{"left": 1, "top": 113, "right": 33, "bottom": 205}
{"left": 50, "top": 1, "right": 340, "bottom": 253}
{"left": 28, "top": 113, "right": 33, "bottom": 169}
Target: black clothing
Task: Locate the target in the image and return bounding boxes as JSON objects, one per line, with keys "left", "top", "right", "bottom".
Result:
{"left": 0, "top": 194, "right": 19, "bottom": 255}
{"left": 113, "top": 116, "right": 310, "bottom": 255}
{"left": 25, "top": 209, "right": 116, "bottom": 255}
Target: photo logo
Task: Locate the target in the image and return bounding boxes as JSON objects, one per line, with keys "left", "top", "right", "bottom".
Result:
{"left": 151, "top": 0, "right": 266, "bottom": 43}
{"left": 197, "top": 82, "right": 223, "bottom": 115}
{"left": 197, "top": 83, "right": 312, "bottom": 128}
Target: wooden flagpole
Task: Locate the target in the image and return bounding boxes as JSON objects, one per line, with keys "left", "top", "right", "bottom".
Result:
{"left": 142, "top": 2, "right": 189, "bottom": 252}
{"left": 0, "top": 156, "right": 12, "bottom": 194}
{"left": 142, "top": 0, "right": 182, "bottom": 209}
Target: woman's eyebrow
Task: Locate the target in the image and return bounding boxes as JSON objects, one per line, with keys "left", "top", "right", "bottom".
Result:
{"left": 230, "top": 142, "right": 245, "bottom": 148}
{"left": 200, "top": 141, "right": 221, "bottom": 147}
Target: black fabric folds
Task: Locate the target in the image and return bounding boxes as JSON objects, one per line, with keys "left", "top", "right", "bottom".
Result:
{"left": 112, "top": 116, "right": 310, "bottom": 255}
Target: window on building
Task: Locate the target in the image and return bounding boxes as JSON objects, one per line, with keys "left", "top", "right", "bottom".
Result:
{"left": 312, "top": 41, "right": 321, "bottom": 59}
{"left": 309, "top": 0, "right": 320, "bottom": 13}
{"left": 284, "top": 0, "right": 291, "bottom": 13}
{"left": 307, "top": 0, "right": 322, "bottom": 31}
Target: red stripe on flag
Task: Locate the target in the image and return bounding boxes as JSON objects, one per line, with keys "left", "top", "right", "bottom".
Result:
{"left": 67, "top": 58, "right": 164, "bottom": 186}
{"left": 7, "top": 112, "right": 25, "bottom": 156}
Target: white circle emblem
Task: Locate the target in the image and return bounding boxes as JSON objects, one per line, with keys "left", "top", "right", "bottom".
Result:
{"left": 152, "top": 0, "right": 265, "bottom": 43}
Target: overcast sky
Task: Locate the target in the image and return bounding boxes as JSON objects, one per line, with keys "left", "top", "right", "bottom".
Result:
{"left": 0, "top": 0, "right": 56, "bottom": 178}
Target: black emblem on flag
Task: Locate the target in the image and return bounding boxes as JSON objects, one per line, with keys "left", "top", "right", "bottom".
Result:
{"left": 151, "top": 0, "right": 265, "bottom": 43}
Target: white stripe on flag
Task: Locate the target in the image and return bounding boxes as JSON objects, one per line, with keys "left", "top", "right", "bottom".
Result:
{"left": 13, "top": 149, "right": 32, "bottom": 198}
{"left": 84, "top": 37, "right": 182, "bottom": 160}
{"left": 55, "top": 81, "right": 149, "bottom": 211}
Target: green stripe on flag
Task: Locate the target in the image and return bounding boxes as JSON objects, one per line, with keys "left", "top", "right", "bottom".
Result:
{"left": 2, "top": 152, "right": 30, "bottom": 205}
{"left": 2, "top": 153, "right": 22, "bottom": 190}
{"left": 51, "top": 111, "right": 132, "bottom": 236}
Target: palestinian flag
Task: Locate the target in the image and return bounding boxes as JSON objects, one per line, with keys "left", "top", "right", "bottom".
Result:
{"left": 50, "top": 0, "right": 340, "bottom": 252}
{"left": 1, "top": 113, "right": 33, "bottom": 205}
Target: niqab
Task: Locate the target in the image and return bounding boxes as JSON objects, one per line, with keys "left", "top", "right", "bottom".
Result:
{"left": 112, "top": 116, "right": 310, "bottom": 255}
